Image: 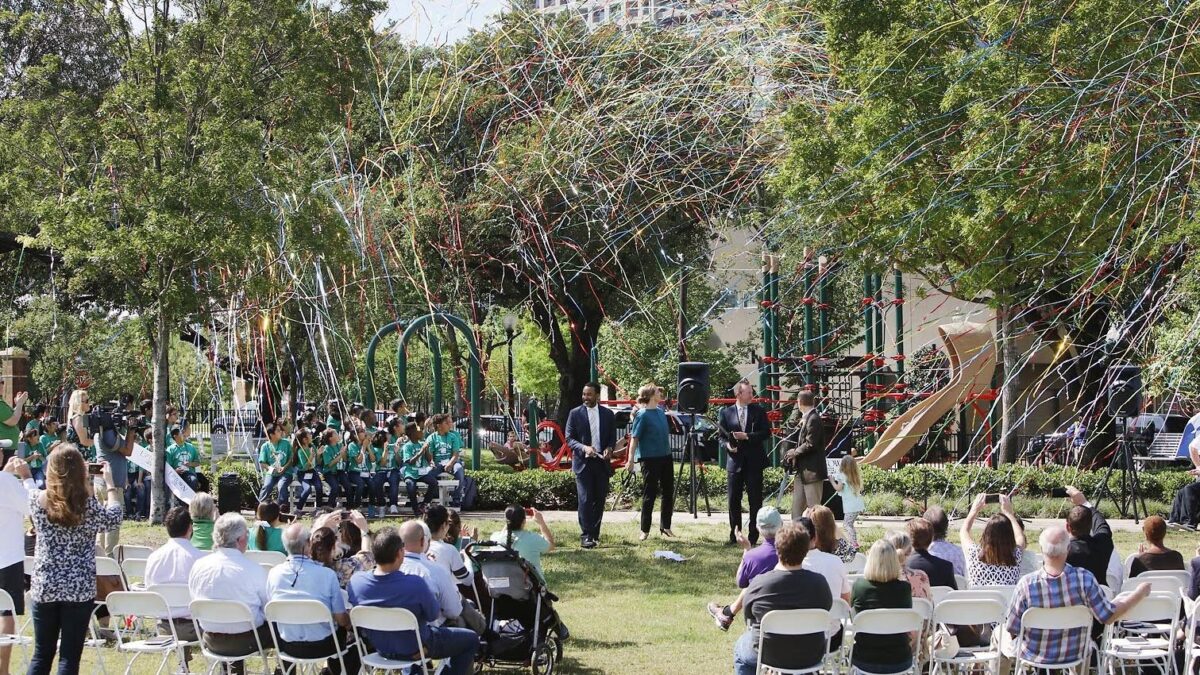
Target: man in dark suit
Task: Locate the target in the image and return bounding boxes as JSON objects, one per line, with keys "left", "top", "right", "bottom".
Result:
{"left": 718, "top": 380, "right": 770, "bottom": 546}
{"left": 1064, "top": 486, "right": 1114, "bottom": 585}
{"left": 565, "top": 381, "right": 616, "bottom": 549}
{"left": 905, "top": 518, "right": 957, "bottom": 588}
{"left": 784, "top": 390, "right": 826, "bottom": 519}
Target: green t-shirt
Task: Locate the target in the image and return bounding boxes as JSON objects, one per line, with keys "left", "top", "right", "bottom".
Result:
{"left": 18, "top": 441, "right": 43, "bottom": 469}
{"left": 320, "top": 443, "right": 344, "bottom": 472}
{"left": 258, "top": 439, "right": 292, "bottom": 476}
{"left": 167, "top": 442, "right": 200, "bottom": 474}
{"left": 374, "top": 441, "right": 397, "bottom": 471}
{"left": 428, "top": 431, "right": 463, "bottom": 464}
{"left": 0, "top": 401, "right": 18, "bottom": 450}
{"left": 490, "top": 529, "right": 551, "bottom": 581}
{"left": 400, "top": 439, "right": 430, "bottom": 479}
{"left": 191, "top": 518, "right": 214, "bottom": 551}
{"left": 37, "top": 433, "right": 57, "bottom": 460}
{"left": 294, "top": 443, "right": 318, "bottom": 473}
{"left": 630, "top": 408, "right": 671, "bottom": 460}
{"left": 24, "top": 419, "right": 42, "bottom": 434}
{"left": 325, "top": 417, "right": 342, "bottom": 433}
{"left": 347, "top": 441, "right": 369, "bottom": 473}
{"left": 249, "top": 523, "right": 287, "bottom": 554}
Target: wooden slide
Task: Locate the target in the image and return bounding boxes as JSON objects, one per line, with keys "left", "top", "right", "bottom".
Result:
{"left": 862, "top": 321, "right": 996, "bottom": 468}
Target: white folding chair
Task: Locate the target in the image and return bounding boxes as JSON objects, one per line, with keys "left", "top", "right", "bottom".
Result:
{"left": 146, "top": 584, "right": 192, "bottom": 618}
{"left": 1183, "top": 596, "right": 1198, "bottom": 675}
{"left": 349, "top": 605, "right": 438, "bottom": 674}
{"left": 847, "top": 553, "right": 868, "bottom": 574}
{"left": 1099, "top": 593, "right": 1179, "bottom": 675}
{"left": 106, "top": 590, "right": 197, "bottom": 675}
{"left": 21, "top": 556, "right": 33, "bottom": 576}
{"left": 756, "top": 608, "right": 832, "bottom": 674}
{"left": 943, "top": 589, "right": 1008, "bottom": 606}
{"left": 1122, "top": 575, "right": 1185, "bottom": 598}
{"left": 244, "top": 550, "right": 287, "bottom": 567}
{"left": 848, "top": 608, "right": 924, "bottom": 675}
{"left": 1012, "top": 605, "right": 1094, "bottom": 675}
{"left": 929, "top": 586, "right": 955, "bottom": 605}
{"left": 912, "top": 598, "right": 933, "bottom": 620}
{"left": 96, "top": 556, "right": 129, "bottom": 592}
{"left": 953, "top": 574, "right": 969, "bottom": 590}
{"left": 1122, "top": 553, "right": 1138, "bottom": 580}
{"left": 264, "top": 599, "right": 349, "bottom": 675}
{"left": 115, "top": 544, "right": 154, "bottom": 562}
{"left": 189, "top": 599, "right": 274, "bottom": 675}
{"left": 0, "top": 589, "right": 32, "bottom": 670}
{"left": 847, "top": 574, "right": 864, "bottom": 587}
{"left": 929, "top": 598, "right": 1005, "bottom": 675}
{"left": 1137, "top": 569, "right": 1191, "bottom": 588}
{"left": 830, "top": 598, "right": 853, "bottom": 675}
{"left": 970, "top": 585, "right": 1016, "bottom": 605}
{"left": 1019, "top": 552, "right": 1041, "bottom": 577}
{"left": 121, "top": 558, "right": 147, "bottom": 591}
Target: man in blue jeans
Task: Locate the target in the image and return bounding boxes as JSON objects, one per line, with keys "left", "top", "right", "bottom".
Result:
{"left": 347, "top": 526, "right": 479, "bottom": 675}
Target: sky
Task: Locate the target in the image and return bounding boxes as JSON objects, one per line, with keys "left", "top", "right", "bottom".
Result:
{"left": 381, "top": 0, "right": 508, "bottom": 45}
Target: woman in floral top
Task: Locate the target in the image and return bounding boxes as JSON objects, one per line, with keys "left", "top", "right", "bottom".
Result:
{"left": 959, "top": 493, "right": 1026, "bottom": 586}
{"left": 27, "top": 445, "right": 123, "bottom": 675}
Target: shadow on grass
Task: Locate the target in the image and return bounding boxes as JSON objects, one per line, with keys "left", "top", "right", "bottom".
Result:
{"left": 553, "top": 656, "right": 609, "bottom": 674}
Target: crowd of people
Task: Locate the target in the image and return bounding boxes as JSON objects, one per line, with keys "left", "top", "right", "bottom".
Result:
{"left": 709, "top": 489, "right": 1199, "bottom": 675}
{"left": 0, "top": 443, "right": 566, "bottom": 675}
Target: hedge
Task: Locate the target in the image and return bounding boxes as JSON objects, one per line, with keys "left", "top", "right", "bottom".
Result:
{"left": 198, "top": 459, "right": 1192, "bottom": 515}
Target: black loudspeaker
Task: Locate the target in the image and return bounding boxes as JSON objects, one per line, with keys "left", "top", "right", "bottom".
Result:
{"left": 1106, "top": 364, "right": 1143, "bottom": 419}
{"left": 677, "top": 362, "right": 711, "bottom": 414}
{"left": 218, "top": 472, "right": 244, "bottom": 514}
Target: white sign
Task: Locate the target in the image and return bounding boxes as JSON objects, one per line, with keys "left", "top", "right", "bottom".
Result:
{"left": 129, "top": 443, "right": 195, "bottom": 505}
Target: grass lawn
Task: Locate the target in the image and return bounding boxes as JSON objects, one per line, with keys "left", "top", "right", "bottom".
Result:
{"left": 42, "top": 516, "right": 1200, "bottom": 674}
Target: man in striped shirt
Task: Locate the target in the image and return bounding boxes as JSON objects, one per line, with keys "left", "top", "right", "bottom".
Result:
{"left": 1003, "top": 526, "right": 1149, "bottom": 666}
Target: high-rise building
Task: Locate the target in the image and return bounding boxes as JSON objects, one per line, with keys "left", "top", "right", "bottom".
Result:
{"left": 528, "top": 0, "right": 739, "bottom": 29}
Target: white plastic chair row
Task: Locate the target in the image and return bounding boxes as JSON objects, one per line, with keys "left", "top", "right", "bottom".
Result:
{"left": 243, "top": 550, "right": 287, "bottom": 567}
{"left": 756, "top": 606, "right": 924, "bottom": 675}
{"left": 0, "top": 589, "right": 32, "bottom": 671}
{"left": 1098, "top": 593, "right": 1179, "bottom": 675}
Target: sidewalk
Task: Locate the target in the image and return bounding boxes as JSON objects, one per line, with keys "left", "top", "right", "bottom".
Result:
{"left": 461, "top": 509, "right": 1158, "bottom": 533}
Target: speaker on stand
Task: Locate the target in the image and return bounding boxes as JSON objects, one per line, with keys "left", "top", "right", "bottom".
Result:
{"left": 676, "top": 362, "right": 712, "bottom": 518}
{"left": 1093, "top": 364, "right": 1147, "bottom": 521}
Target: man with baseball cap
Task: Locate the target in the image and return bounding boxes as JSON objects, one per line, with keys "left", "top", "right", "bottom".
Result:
{"left": 707, "top": 506, "right": 784, "bottom": 630}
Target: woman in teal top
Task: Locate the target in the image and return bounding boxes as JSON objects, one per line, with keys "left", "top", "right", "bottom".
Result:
{"left": 491, "top": 504, "right": 556, "bottom": 581}
{"left": 249, "top": 502, "right": 287, "bottom": 554}
{"left": 318, "top": 428, "right": 347, "bottom": 508}
{"left": 627, "top": 384, "right": 675, "bottom": 540}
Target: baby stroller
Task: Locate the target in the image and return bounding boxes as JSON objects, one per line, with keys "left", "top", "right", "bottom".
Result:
{"left": 464, "top": 541, "right": 564, "bottom": 675}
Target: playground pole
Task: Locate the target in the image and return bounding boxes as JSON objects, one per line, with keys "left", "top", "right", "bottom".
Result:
{"left": 893, "top": 266, "right": 905, "bottom": 377}
{"left": 873, "top": 273, "right": 884, "bottom": 362}
{"left": 803, "top": 250, "right": 815, "bottom": 388}
{"left": 817, "top": 257, "right": 830, "bottom": 355}
{"left": 526, "top": 398, "right": 540, "bottom": 469}
{"left": 428, "top": 329, "right": 443, "bottom": 413}
{"left": 863, "top": 272, "right": 876, "bottom": 448}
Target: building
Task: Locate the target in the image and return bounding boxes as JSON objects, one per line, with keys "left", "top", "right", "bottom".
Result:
{"left": 529, "top": 0, "right": 740, "bottom": 28}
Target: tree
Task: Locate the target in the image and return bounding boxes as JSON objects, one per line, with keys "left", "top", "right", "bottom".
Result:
{"left": 773, "top": 0, "right": 1199, "bottom": 463}
{"left": 361, "top": 8, "right": 773, "bottom": 424}
{"left": 3, "top": 0, "right": 381, "bottom": 521}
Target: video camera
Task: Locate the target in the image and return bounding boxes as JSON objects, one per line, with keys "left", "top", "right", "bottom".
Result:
{"left": 88, "top": 406, "right": 149, "bottom": 436}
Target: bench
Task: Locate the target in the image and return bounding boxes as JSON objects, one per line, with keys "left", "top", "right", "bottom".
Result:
{"left": 1134, "top": 432, "right": 1184, "bottom": 470}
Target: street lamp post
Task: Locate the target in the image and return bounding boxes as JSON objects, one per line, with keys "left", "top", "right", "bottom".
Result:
{"left": 503, "top": 313, "right": 519, "bottom": 424}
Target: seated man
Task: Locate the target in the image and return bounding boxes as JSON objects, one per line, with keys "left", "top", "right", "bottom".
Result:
{"left": 733, "top": 522, "right": 833, "bottom": 675}
{"left": 923, "top": 505, "right": 966, "bottom": 576}
{"left": 1063, "top": 486, "right": 1114, "bottom": 585}
{"left": 1003, "top": 527, "right": 1149, "bottom": 667}
{"left": 707, "top": 507, "right": 783, "bottom": 630}
{"left": 266, "top": 523, "right": 360, "bottom": 674}
{"left": 1169, "top": 433, "right": 1200, "bottom": 529}
{"left": 398, "top": 521, "right": 464, "bottom": 626}
{"left": 188, "top": 513, "right": 273, "bottom": 673}
{"left": 144, "top": 506, "right": 205, "bottom": 660}
{"left": 905, "top": 517, "right": 957, "bottom": 589}
{"left": 347, "top": 527, "right": 479, "bottom": 675}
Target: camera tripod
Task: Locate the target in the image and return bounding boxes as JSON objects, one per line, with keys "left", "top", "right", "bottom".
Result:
{"left": 1092, "top": 419, "right": 1147, "bottom": 522}
{"left": 676, "top": 413, "right": 711, "bottom": 518}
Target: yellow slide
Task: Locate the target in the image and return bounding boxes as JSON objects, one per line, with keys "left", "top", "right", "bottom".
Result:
{"left": 862, "top": 322, "right": 996, "bottom": 468}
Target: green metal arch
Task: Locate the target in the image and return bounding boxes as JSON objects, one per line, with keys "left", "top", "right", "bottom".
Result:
{"left": 364, "top": 311, "right": 483, "bottom": 469}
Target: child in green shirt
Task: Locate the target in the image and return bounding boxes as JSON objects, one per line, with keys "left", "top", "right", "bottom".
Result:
{"left": 292, "top": 428, "right": 320, "bottom": 511}
{"left": 256, "top": 422, "right": 293, "bottom": 504}
{"left": 401, "top": 421, "right": 438, "bottom": 515}
{"left": 318, "top": 428, "right": 347, "bottom": 508}
{"left": 426, "top": 413, "right": 466, "bottom": 506}
{"left": 18, "top": 427, "right": 45, "bottom": 488}
{"left": 345, "top": 427, "right": 370, "bottom": 510}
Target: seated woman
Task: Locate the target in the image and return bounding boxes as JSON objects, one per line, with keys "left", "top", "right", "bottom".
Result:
{"left": 491, "top": 504, "right": 556, "bottom": 582}
{"left": 885, "top": 530, "right": 930, "bottom": 600}
{"left": 1130, "top": 515, "right": 1184, "bottom": 577}
{"left": 851, "top": 539, "right": 914, "bottom": 674}
{"left": 959, "top": 493, "right": 1026, "bottom": 586}
{"left": 189, "top": 492, "right": 217, "bottom": 551}
{"left": 249, "top": 502, "right": 287, "bottom": 554}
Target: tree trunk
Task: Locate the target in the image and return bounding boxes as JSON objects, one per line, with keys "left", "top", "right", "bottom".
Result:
{"left": 997, "top": 303, "right": 1022, "bottom": 465}
{"left": 530, "top": 299, "right": 596, "bottom": 427}
{"left": 441, "top": 324, "right": 467, "bottom": 416}
{"left": 149, "top": 310, "right": 171, "bottom": 524}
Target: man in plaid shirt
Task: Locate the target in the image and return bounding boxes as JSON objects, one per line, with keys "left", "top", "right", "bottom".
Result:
{"left": 1003, "top": 526, "right": 1150, "bottom": 666}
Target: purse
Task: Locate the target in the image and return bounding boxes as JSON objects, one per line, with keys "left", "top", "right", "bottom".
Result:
{"left": 932, "top": 625, "right": 960, "bottom": 660}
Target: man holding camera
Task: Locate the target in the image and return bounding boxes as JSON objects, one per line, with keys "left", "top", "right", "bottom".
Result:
{"left": 93, "top": 394, "right": 141, "bottom": 556}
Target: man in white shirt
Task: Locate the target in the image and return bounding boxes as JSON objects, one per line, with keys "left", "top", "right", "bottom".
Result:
{"left": 188, "top": 512, "right": 272, "bottom": 673}
{"left": 0, "top": 457, "right": 36, "bottom": 675}
{"left": 399, "top": 520, "right": 463, "bottom": 625}
{"left": 145, "top": 506, "right": 206, "bottom": 648}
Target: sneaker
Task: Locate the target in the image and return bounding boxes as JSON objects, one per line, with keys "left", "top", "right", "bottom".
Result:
{"left": 581, "top": 537, "right": 596, "bottom": 549}
{"left": 707, "top": 602, "right": 733, "bottom": 631}
{"left": 388, "top": 505, "right": 399, "bottom": 515}
{"left": 367, "top": 506, "right": 376, "bottom": 518}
